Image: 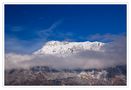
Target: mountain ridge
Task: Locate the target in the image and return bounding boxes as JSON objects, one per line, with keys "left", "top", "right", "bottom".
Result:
{"left": 33, "top": 41, "right": 105, "bottom": 57}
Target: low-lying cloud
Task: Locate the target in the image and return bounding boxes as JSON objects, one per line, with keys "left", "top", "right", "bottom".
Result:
{"left": 5, "top": 35, "right": 126, "bottom": 70}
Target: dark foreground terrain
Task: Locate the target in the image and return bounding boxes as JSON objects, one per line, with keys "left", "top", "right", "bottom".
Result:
{"left": 5, "top": 65, "right": 126, "bottom": 85}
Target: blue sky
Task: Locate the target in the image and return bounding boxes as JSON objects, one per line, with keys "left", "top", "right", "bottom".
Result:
{"left": 5, "top": 5, "right": 126, "bottom": 54}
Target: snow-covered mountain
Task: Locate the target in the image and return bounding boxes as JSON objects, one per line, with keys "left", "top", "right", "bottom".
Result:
{"left": 33, "top": 41, "right": 105, "bottom": 56}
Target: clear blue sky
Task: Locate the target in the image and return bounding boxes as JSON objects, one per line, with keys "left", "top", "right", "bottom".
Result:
{"left": 5, "top": 5, "right": 126, "bottom": 54}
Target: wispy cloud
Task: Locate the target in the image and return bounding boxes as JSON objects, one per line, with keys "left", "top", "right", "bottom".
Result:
{"left": 11, "top": 26, "right": 23, "bottom": 32}
{"left": 87, "top": 33, "right": 126, "bottom": 42}
{"left": 36, "top": 19, "right": 75, "bottom": 41}
{"left": 5, "top": 37, "right": 47, "bottom": 54}
{"left": 37, "top": 19, "right": 63, "bottom": 38}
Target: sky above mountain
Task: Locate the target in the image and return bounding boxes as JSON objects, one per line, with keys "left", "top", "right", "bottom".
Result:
{"left": 5, "top": 5, "right": 126, "bottom": 54}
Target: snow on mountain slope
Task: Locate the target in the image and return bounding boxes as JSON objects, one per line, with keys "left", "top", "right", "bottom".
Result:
{"left": 33, "top": 41, "right": 105, "bottom": 57}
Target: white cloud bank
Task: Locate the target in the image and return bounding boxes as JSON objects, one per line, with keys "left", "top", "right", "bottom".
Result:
{"left": 5, "top": 35, "right": 126, "bottom": 70}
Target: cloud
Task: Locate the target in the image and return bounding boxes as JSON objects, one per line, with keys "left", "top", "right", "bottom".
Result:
{"left": 5, "top": 35, "right": 126, "bottom": 70}
{"left": 5, "top": 37, "right": 47, "bottom": 54}
{"left": 37, "top": 19, "right": 63, "bottom": 38}
{"left": 87, "top": 33, "right": 126, "bottom": 42}
{"left": 11, "top": 26, "right": 23, "bottom": 32}
{"left": 36, "top": 19, "right": 75, "bottom": 41}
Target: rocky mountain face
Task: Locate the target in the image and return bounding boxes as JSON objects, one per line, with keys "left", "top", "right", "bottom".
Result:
{"left": 5, "top": 65, "right": 126, "bottom": 85}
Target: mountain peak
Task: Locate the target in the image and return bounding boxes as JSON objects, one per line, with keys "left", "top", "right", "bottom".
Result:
{"left": 33, "top": 41, "right": 105, "bottom": 57}
{"left": 45, "top": 41, "right": 69, "bottom": 46}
